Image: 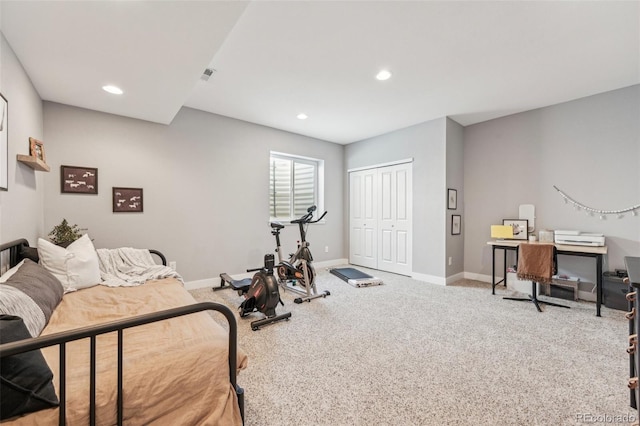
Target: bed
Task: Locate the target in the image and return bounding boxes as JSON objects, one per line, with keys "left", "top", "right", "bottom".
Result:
{"left": 0, "top": 238, "right": 247, "bottom": 425}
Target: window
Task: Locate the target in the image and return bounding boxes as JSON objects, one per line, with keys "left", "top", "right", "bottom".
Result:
{"left": 269, "top": 152, "right": 323, "bottom": 221}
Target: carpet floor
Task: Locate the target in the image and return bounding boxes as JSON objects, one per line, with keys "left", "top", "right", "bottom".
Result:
{"left": 190, "top": 266, "right": 635, "bottom": 426}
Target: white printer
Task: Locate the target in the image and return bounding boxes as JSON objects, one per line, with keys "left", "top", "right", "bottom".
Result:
{"left": 554, "top": 230, "right": 605, "bottom": 247}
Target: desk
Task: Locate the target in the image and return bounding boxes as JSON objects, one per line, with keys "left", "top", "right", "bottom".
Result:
{"left": 487, "top": 241, "right": 607, "bottom": 316}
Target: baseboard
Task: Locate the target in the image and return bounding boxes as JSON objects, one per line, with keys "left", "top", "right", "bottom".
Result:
{"left": 411, "top": 272, "right": 446, "bottom": 286}
{"left": 445, "top": 272, "right": 465, "bottom": 285}
{"left": 315, "top": 258, "right": 349, "bottom": 268}
{"left": 184, "top": 277, "right": 218, "bottom": 291}
{"left": 184, "top": 258, "right": 348, "bottom": 291}
{"left": 463, "top": 272, "right": 497, "bottom": 283}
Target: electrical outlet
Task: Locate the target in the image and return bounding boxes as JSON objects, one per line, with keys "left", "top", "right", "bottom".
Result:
{"left": 169, "top": 261, "right": 177, "bottom": 270}
{"left": 448, "top": 257, "right": 452, "bottom": 266}
{"left": 325, "top": 246, "right": 329, "bottom": 253}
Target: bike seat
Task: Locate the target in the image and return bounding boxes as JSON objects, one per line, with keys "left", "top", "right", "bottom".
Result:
{"left": 270, "top": 221, "right": 285, "bottom": 230}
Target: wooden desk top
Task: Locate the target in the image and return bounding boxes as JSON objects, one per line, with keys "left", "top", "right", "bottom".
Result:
{"left": 487, "top": 240, "right": 608, "bottom": 255}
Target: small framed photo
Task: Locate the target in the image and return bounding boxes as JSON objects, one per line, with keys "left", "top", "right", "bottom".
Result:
{"left": 29, "top": 137, "right": 46, "bottom": 163}
{"left": 502, "top": 219, "right": 529, "bottom": 240}
{"left": 452, "top": 215, "right": 461, "bottom": 235}
{"left": 113, "top": 187, "right": 143, "bottom": 213}
{"left": 447, "top": 188, "right": 457, "bottom": 210}
{"left": 61, "top": 165, "right": 98, "bottom": 194}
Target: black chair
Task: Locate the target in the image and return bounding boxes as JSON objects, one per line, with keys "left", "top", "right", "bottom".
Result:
{"left": 503, "top": 243, "right": 570, "bottom": 312}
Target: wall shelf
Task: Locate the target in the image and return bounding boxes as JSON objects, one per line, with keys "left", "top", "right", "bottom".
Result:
{"left": 17, "top": 154, "right": 50, "bottom": 172}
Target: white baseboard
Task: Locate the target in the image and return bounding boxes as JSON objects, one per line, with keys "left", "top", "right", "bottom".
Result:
{"left": 463, "top": 272, "right": 497, "bottom": 283}
{"left": 186, "top": 267, "right": 598, "bottom": 303}
{"left": 184, "top": 258, "right": 348, "bottom": 291}
{"left": 445, "top": 272, "right": 465, "bottom": 285}
{"left": 411, "top": 272, "right": 446, "bottom": 286}
{"left": 184, "top": 277, "right": 218, "bottom": 291}
{"left": 315, "top": 258, "right": 349, "bottom": 268}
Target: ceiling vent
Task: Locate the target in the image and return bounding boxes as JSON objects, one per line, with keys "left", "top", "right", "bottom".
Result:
{"left": 201, "top": 68, "right": 216, "bottom": 81}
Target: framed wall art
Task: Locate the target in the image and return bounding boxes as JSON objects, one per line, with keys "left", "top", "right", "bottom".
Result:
{"left": 502, "top": 219, "right": 529, "bottom": 240}
{"left": 113, "top": 187, "right": 143, "bottom": 213}
{"left": 452, "top": 215, "right": 461, "bottom": 235}
{"left": 447, "top": 188, "right": 457, "bottom": 210}
{"left": 0, "top": 92, "right": 7, "bottom": 191}
{"left": 61, "top": 165, "right": 98, "bottom": 194}
{"left": 29, "top": 137, "right": 46, "bottom": 163}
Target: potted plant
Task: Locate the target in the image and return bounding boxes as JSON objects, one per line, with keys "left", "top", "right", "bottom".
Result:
{"left": 48, "top": 219, "right": 84, "bottom": 247}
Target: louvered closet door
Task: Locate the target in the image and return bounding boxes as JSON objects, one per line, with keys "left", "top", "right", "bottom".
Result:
{"left": 349, "top": 169, "right": 378, "bottom": 269}
{"left": 378, "top": 164, "right": 412, "bottom": 275}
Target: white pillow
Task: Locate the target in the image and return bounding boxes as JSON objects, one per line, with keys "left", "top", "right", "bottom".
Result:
{"left": 37, "top": 234, "right": 101, "bottom": 292}
{"left": 0, "top": 260, "right": 25, "bottom": 283}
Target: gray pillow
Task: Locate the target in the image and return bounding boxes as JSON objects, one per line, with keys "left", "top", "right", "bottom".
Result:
{"left": 0, "top": 314, "right": 59, "bottom": 420}
{"left": 0, "top": 259, "right": 64, "bottom": 337}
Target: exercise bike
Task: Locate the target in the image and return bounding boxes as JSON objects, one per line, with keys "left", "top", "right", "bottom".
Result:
{"left": 218, "top": 254, "right": 291, "bottom": 331}
{"left": 270, "top": 205, "right": 330, "bottom": 304}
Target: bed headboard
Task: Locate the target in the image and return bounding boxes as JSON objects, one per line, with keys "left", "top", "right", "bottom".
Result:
{"left": 0, "top": 238, "right": 32, "bottom": 273}
{"left": 0, "top": 239, "right": 167, "bottom": 274}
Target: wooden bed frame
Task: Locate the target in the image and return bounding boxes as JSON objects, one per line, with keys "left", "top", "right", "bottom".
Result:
{"left": 0, "top": 238, "right": 245, "bottom": 425}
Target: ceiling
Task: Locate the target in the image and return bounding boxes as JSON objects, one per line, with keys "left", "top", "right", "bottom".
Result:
{"left": 1, "top": 1, "right": 638, "bottom": 145}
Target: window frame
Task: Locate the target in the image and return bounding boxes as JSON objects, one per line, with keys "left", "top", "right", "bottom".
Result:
{"left": 269, "top": 151, "right": 324, "bottom": 223}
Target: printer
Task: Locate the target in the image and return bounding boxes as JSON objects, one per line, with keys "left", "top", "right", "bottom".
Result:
{"left": 554, "top": 230, "right": 605, "bottom": 247}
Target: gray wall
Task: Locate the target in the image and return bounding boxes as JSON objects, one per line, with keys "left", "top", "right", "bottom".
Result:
{"left": 42, "top": 103, "right": 344, "bottom": 282}
{"left": 0, "top": 33, "right": 45, "bottom": 246}
{"left": 345, "top": 117, "right": 447, "bottom": 280}
{"left": 464, "top": 85, "right": 640, "bottom": 287}
{"left": 3, "top": 21, "right": 637, "bottom": 289}
{"left": 446, "top": 118, "right": 464, "bottom": 277}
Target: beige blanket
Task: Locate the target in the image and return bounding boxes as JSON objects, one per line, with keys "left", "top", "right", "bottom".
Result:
{"left": 4, "top": 278, "right": 247, "bottom": 425}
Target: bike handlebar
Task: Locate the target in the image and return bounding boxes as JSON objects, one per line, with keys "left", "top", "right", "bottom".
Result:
{"left": 311, "top": 211, "right": 327, "bottom": 223}
{"left": 290, "top": 206, "right": 327, "bottom": 224}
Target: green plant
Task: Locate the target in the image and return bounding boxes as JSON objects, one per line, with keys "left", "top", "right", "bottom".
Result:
{"left": 48, "top": 219, "right": 83, "bottom": 247}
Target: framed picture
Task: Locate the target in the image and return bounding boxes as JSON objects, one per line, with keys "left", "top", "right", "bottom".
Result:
{"left": 447, "top": 188, "right": 457, "bottom": 210}
{"left": 502, "top": 219, "right": 529, "bottom": 240}
{"left": 0, "top": 92, "right": 7, "bottom": 191}
{"left": 61, "top": 165, "right": 98, "bottom": 194}
{"left": 113, "top": 187, "right": 143, "bottom": 213}
{"left": 452, "top": 215, "right": 461, "bottom": 235}
{"left": 29, "top": 137, "right": 46, "bottom": 163}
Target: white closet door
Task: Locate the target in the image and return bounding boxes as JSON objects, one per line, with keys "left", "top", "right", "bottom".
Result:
{"left": 349, "top": 169, "right": 378, "bottom": 268}
{"left": 349, "top": 162, "right": 412, "bottom": 275}
{"left": 377, "top": 164, "right": 412, "bottom": 275}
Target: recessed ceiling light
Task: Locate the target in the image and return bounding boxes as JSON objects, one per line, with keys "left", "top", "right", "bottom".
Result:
{"left": 297, "top": 113, "right": 308, "bottom": 120}
{"left": 375, "top": 70, "right": 392, "bottom": 81}
{"left": 102, "top": 85, "right": 123, "bottom": 95}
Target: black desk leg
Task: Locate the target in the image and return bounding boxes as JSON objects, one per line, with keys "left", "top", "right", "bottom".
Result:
{"left": 596, "top": 254, "right": 602, "bottom": 317}
{"left": 492, "top": 245, "right": 496, "bottom": 295}
{"left": 503, "top": 249, "right": 507, "bottom": 287}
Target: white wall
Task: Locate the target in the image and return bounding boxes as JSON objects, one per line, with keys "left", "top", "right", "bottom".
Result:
{"left": 464, "top": 85, "right": 640, "bottom": 288}
{"left": 345, "top": 117, "right": 447, "bottom": 281}
{"left": 0, "top": 32, "right": 45, "bottom": 245}
{"left": 42, "top": 103, "right": 344, "bottom": 282}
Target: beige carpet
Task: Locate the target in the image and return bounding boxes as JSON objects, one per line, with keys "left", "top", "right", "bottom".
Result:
{"left": 190, "top": 266, "right": 635, "bottom": 426}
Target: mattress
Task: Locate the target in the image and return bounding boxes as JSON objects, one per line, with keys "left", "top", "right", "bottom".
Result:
{"left": 3, "top": 278, "right": 247, "bottom": 425}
